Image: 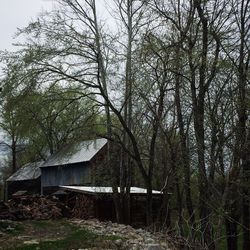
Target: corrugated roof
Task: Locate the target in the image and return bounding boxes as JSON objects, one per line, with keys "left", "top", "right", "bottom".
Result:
{"left": 60, "top": 186, "right": 162, "bottom": 195}
{"left": 7, "top": 161, "right": 43, "bottom": 182}
{"left": 41, "top": 138, "right": 107, "bottom": 168}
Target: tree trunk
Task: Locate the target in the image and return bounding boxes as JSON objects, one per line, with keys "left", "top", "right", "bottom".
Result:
{"left": 146, "top": 179, "right": 153, "bottom": 226}
{"left": 175, "top": 45, "right": 195, "bottom": 228}
{"left": 238, "top": 1, "right": 249, "bottom": 245}
{"left": 242, "top": 126, "right": 250, "bottom": 250}
{"left": 11, "top": 136, "right": 17, "bottom": 174}
{"left": 192, "top": 1, "right": 214, "bottom": 247}
{"left": 92, "top": 0, "right": 123, "bottom": 223}
{"left": 226, "top": 218, "right": 238, "bottom": 250}
{"left": 123, "top": 0, "right": 134, "bottom": 225}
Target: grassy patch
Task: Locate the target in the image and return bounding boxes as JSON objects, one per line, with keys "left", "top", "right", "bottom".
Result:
{"left": 7, "top": 226, "right": 122, "bottom": 250}
{"left": 28, "top": 220, "right": 75, "bottom": 230}
{"left": 15, "top": 229, "right": 117, "bottom": 250}
{"left": 30, "top": 220, "right": 53, "bottom": 228}
{"left": 0, "top": 220, "right": 24, "bottom": 236}
{"left": 105, "top": 234, "right": 122, "bottom": 241}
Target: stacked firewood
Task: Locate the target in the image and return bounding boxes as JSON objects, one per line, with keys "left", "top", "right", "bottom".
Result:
{"left": 71, "top": 194, "right": 94, "bottom": 219}
{"left": 0, "top": 195, "right": 71, "bottom": 220}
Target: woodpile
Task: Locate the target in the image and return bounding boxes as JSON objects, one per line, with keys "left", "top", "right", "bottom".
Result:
{"left": 0, "top": 195, "right": 71, "bottom": 220}
{"left": 72, "top": 194, "right": 94, "bottom": 219}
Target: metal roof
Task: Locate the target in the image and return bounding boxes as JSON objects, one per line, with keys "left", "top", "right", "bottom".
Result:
{"left": 7, "top": 161, "right": 43, "bottom": 182}
{"left": 41, "top": 138, "right": 107, "bottom": 168}
{"left": 60, "top": 186, "right": 162, "bottom": 195}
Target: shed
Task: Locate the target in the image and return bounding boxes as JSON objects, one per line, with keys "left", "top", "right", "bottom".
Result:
{"left": 6, "top": 161, "right": 43, "bottom": 199}
{"left": 59, "top": 185, "right": 163, "bottom": 226}
{"left": 40, "top": 138, "right": 109, "bottom": 194}
{"left": 59, "top": 185, "right": 162, "bottom": 195}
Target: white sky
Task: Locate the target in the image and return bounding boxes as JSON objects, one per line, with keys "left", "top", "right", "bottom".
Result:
{"left": 0, "top": 0, "right": 114, "bottom": 52}
{"left": 0, "top": 0, "right": 56, "bottom": 51}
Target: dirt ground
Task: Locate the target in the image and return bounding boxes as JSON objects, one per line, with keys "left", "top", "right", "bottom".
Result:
{"left": 0, "top": 220, "right": 121, "bottom": 250}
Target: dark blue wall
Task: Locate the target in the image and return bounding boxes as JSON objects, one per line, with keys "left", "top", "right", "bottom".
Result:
{"left": 41, "top": 162, "right": 91, "bottom": 188}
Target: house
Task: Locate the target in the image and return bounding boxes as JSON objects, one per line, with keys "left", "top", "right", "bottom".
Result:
{"left": 5, "top": 138, "right": 164, "bottom": 225}
{"left": 6, "top": 161, "right": 43, "bottom": 200}
{"left": 5, "top": 138, "right": 109, "bottom": 198}
{"left": 40, "top": 138, "right": 109, "bottom": 195}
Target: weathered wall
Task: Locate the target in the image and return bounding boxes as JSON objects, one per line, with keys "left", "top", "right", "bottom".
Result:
{"left": 41, "top": 162, "right": 91, "bottom": 188}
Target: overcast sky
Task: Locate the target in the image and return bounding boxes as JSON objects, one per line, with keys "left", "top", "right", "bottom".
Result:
{"left": 0, "top": 0, "right": 57, "bottom": 51}
{"left": 0, "top": 0, "right": 114, "bottom": 52}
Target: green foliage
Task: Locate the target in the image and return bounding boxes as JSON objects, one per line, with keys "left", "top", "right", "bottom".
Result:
{"left": 0, "top": 58, "right": 101, "bottom": 170}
